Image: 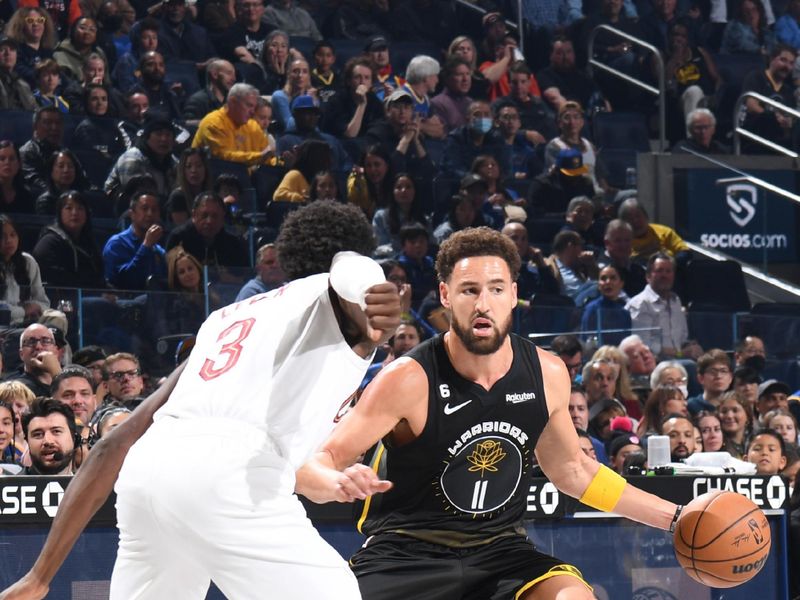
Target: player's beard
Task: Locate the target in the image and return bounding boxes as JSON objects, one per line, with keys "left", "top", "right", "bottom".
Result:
{"left": 451, "top": 310, "right": 512, "bottom": 355}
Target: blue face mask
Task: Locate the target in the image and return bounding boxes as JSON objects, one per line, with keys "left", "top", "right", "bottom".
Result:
{"left": 471, "top": 117, "right": 493, "bottom": 134}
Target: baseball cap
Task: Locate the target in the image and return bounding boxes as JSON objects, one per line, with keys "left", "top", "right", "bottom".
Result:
{"left": 41, "top": 308, "right": 69, "bottom": 336}
{"left": 556, "top": 148, "right": 589, "bottom": 177}
{"left": 384, "top": 88, "right": 413, "bottom": 107}
{"left": 459, "top": 173, "right": 488, "bottom": 190}
{"left": 291, "top": 94, "right": 320, "bottom": 112}
{"left": 142, "top": 111, "right": 176, "bottom": 138}
{"left": 0, "top": 35, "right": 18, "bottom": 50}
{"left": 606, "top": 432, "right": 642, "bottom": 458}
{"left": 757, "top": 379, "right": 791, "bottom": 398}
{"left": 364, "top": 35, "right": 388, "bottom": 52}
{"left": 588, "top": 397, "right": 626, "bottom": 422}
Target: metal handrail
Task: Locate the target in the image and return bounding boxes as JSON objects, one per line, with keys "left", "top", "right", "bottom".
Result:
{"left": 733, "top": 91, "right": 800, "bottom": 157}
{"left": 587, "top": 25, "right": 666, "bottom": 151}
{"left": 681, "top": 146, "right": 800, "bottom": 206}
{"left": 453, "top": 0, "right": 523, "bottom": 53}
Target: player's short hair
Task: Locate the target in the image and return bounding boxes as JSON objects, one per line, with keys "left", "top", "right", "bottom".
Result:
{"left": 435, "top": 226, "right": 520, "bottom": 283}
{"left": 276, "top": 200, "right": 376, "bottom": 280}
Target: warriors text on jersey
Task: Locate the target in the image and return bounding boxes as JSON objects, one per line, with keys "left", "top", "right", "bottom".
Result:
{"left": 357, "top": 333, "right": 549, "bottom": 544}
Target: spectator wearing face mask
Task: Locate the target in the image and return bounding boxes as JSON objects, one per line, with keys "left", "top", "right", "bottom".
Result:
{"left": 440, "top": 99, "right": 510, "bottom": 179}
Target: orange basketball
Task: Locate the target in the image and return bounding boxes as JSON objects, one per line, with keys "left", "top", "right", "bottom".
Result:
{"left": 673, "top": 490, "right": 772, "bottom": 588}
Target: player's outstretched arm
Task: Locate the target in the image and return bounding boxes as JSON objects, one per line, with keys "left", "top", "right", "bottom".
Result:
{"left": 296, "top": 357, "right": 427, "bottom": 504}
{"left": 533, "top": 349, "right": 679, "bottom": 531}
{"left": 0, "top": 362, "right": 187, "bottom": 600}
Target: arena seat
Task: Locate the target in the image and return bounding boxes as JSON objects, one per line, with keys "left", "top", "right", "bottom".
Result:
{"left": 0, "top": 110, "right": 33, "bottom": 147}
{"left": 209, "top": 158, "right": 251, "bottom": 183}
{"left": 517, "top": 293, "right": 581, "bottom": 336}
{"left": 165, "top": 60, "right": 201, "bottom": 96}
{"left": 683, "top": 259, "right": 751, "bottom": 312}
{"left": 596, "top": 148, "right": 636, "bottom": 189}
{"left": 73, "top": 149, "right": 116, "bottom": 191}
{"left": 592, "top": 111, "right": 650, "bottom": 152}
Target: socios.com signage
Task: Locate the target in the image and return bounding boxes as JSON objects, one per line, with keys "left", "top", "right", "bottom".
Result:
{"left": 675, "top": 169, "right": 797, "bottom": 262}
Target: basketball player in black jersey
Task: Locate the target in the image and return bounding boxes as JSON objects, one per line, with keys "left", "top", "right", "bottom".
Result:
{"left": 298, "top": 227, "right": 684, "bottom": 600}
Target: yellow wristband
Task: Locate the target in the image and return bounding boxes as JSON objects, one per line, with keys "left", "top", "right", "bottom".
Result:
{"left": 579, "top": 465, "right": 625, "bottom": 512}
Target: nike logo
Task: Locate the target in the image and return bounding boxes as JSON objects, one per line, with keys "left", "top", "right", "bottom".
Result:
{"left": 443, "top": 400, "right": 472, "bottom": 415}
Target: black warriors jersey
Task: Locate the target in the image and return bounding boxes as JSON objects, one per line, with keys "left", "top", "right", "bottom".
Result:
{"left": 357, "top": 333, "right": 550, "bottom": 543}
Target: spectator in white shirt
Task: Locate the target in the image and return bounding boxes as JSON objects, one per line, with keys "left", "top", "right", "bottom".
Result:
{"left": 625, "top": 252, "right": 688, "bottom": 359}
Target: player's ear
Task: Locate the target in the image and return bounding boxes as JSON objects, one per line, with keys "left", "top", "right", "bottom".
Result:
{"left": 439, "top": 281, "right": 450, "bottom": 309}
{"left": 510, "top": 281, "right": 518, "bottom": 308}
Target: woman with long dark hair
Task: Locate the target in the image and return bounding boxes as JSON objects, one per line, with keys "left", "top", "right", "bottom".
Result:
{"left": 167, "top": 148, "right": 212, "bottom": 225}
{"left": 721, "top": 0, "right": 776, "bottom": 55}
{"left": 347, "top": 143, "right": 394, "bottom": 218}
{"left": 0, "top": 214, "right": 50, "bottom": 324}
{"left": 372, "top": 173, "right": 428, "bottom": 252}
{"left": 35, "top": 149, "right": 90, "bottom": 214}
{"left": 271, "top": 57, "right": 314, "bottom": 131}
{"left": 0, "top": 141, "right": 34, "bottom": 214}
{"left": 273, "top": 140, "right": 332, "bottom": 202}
{"left": 33, "top": 191, "right": 105, "bottom": 288}
{"left": 433, "top": 193, "right": 482, "bottom": 244}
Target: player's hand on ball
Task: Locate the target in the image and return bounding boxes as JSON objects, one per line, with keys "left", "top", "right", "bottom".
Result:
{"left": 334, "top": 463, "right": 393, "bottom": 503}
{"left": 362, "top": 282, "right": 402, "bottom": 345}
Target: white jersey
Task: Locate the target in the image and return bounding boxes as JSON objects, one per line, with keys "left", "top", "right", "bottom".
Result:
{"left": 155, "top": 273, "right": 373, "bottom": 469}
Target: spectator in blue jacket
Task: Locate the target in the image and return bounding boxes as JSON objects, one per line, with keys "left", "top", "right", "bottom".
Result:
{"left": 102, "top": 189, "right": 166, "bottom": 289}
{"left": 581, "top": 264, "right": 632, "bottom": 346}
{"left": 775, "top": 0, "right": 800, "bottom": 48}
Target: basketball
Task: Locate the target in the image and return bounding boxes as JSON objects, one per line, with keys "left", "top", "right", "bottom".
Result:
{"left": 673, "top": 490, "right": 772, "bottom": 588}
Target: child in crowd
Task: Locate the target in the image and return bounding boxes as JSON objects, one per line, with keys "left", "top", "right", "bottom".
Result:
{"left": 32, "top": 59, "right": 69, "bottom": 112}
{"left": 396, "top": 222, "right": 436, "bottom": 310}
{"left": 746, "top": 429, "right": 787, "bottom": 475}
{"left": 311, "top": 40, "right": 340, "bottom": 105}
{"left": 309, "top": 171, "right": 340, "bottom": 202}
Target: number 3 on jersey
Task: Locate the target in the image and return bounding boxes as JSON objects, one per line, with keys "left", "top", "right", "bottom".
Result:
{"left": 199, "top": 318, "right": 255, "bottom": 381}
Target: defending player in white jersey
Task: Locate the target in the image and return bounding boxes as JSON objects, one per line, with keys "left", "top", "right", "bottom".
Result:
{"left": 1, "top": 201, "right": 400, "bottom": 600}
